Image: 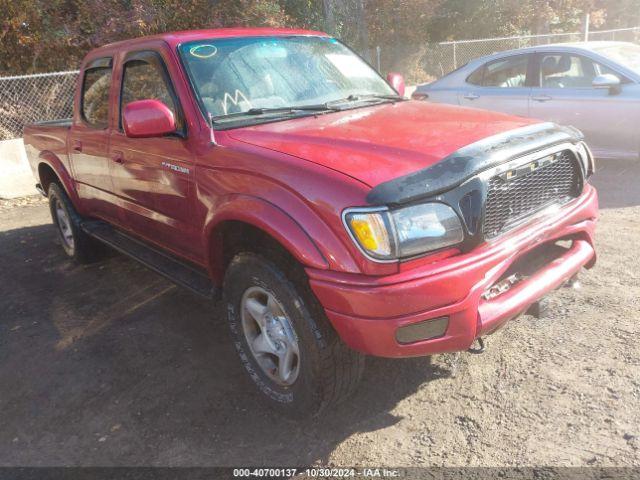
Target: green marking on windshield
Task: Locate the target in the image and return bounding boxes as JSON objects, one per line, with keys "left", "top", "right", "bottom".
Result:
{"left": 189, "top": 44, "right": 217, "bottom": 58}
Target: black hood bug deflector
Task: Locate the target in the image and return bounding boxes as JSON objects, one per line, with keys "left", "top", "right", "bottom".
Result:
{"left": 366, "top": 122, "right": 583, "bottom": 207}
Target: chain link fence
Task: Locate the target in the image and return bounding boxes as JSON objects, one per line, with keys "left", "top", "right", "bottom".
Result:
{"left": 431, "top": 32, "right": 584, "bottom": 76}
{"left": 373, "top": 26, "right": 640, "bottom": 85}
{"left": 0, "top": 71, "right": 79, "bottom": 140}
{"left": 430, "top": 27, "right": 640, "bottom": 76}
{"left": 1, "top": 26, "right": 639, "bottom": 141}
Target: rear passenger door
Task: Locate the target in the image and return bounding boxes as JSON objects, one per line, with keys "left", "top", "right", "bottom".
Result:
{"left": 69, "top": 57, "right": 118, "bottom": 220}
{"left": 458, "top": 53, "right": 532, "bottom": 117}
{"left": 108, "top": 49, "right": 199, "bottom": 261}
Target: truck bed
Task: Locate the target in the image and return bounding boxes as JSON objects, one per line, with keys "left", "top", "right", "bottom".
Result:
{"left": 23, "top": 120, "right": 72, "bottom": 186}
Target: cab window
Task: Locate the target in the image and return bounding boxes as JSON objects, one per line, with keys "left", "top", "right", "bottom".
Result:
{"left": 120, "top": 55, "right": 184, "bottom": 132}
{"left": 81, "top": 63, "right": 112, "bottom": 128}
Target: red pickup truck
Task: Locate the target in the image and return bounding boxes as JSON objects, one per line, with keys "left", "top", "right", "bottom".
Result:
{"left": 24, "top": 28, "right": 598, "bottom": 416}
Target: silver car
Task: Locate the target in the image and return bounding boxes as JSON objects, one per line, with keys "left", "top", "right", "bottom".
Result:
{"left": 414, "top": 42, "right": 640, "bottom": 159}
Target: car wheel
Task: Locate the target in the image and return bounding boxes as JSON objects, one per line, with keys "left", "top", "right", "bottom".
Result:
{"left": 224, "top": 252, "right": 364, "bottom": 417}
{"left": 48, "top": 183, "right": 103, "bottom": 264}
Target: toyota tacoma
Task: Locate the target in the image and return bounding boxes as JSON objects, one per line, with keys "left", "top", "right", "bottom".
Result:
{"left": 24, "top": 28, "right": 598, "bottom": 416}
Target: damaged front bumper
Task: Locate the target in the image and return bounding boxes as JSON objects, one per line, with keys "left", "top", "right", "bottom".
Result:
{"left": 307, "top": 185, "right": 598, "bottom": 358}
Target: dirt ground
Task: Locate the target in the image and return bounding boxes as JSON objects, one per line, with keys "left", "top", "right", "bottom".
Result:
{"left": 0, "top": 159, "right": 639, "bottom": 467}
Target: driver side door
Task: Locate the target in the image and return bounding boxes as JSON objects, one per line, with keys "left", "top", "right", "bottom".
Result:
{"left": 529, "top": 52, "right": 637, "bottom": 158}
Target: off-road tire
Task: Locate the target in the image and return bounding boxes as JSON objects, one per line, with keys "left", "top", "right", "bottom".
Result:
{"left": 224, "top": 252, "right": 365, "bottom": 418}
{"left": 48, "top": 183, "right": 103, "bottom": 264}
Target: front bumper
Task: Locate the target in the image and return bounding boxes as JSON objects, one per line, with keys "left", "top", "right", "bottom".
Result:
{"left": 307, "top": 185, "right": 598, "bottom": 358}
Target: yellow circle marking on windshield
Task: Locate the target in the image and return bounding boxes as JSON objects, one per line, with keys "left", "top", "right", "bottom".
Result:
{"left": 190, "top": 44, "right": 217, "bottom": 58}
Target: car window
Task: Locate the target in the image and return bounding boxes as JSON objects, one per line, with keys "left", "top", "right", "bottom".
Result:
{"left": 594, "top": 61, "right": 628, "bottom": 82}
{"left": 81, "top": 66, "right": 112, "bottom": 128}
{"left": 593, "top": 43, "right": 640, "bottom": 75}
{"left": 466, "top": 65, "right": 484, "bottom": 85}
{"left": 539, "top": 53, "right": 614, "bottom": 88}
{"left": 482, "top": 55, "right": 528, "bottom": 87}
{"left": 121, "top": 58, "right": 183, "bottom": 131}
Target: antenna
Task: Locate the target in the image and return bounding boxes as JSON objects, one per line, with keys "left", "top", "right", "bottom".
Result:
{"left": 208, "top": 112, "right": 217, "bottom": 145}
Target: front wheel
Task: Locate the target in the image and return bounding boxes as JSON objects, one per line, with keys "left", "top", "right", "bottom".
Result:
{"left": 224, "top": 253, "right": 364, "bottom": 417}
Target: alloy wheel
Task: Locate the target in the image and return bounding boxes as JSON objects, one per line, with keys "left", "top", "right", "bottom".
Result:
{"left": 240, "top": 286, "right": 300, "bottom": 386}
{"left": 54, "top": 199, "right": 75, "bottom": 251}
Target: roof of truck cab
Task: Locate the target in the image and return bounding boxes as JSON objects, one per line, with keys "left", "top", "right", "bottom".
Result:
{"left": 89, "top": 28, "right": 329, "bottom": 55}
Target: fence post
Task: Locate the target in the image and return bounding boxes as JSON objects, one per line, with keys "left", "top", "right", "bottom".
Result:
{"left": 453, "top": 42, "right": 457, "bottom": 70}
{"left": 584, "top": 13, "right": 590, "bottom": 41}
{"left": 376, "top": 46, "right": 381, "bottom": 72}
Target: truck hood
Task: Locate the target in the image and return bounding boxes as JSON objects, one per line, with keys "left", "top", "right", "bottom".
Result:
{"left": 227, "top": 100, "right": 537, "bottom": 188}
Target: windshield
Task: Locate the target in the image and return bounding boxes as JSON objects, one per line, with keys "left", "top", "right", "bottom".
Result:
{"left": 178, "top": 36, "right": 396, "bottom": 122}
{"left": 593, "top": 43, "right": 640, "bottom": 75}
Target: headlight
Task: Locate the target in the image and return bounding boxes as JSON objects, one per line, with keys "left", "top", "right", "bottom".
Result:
{"left": 344, "top": 203, "right": 464, "bottom": 261}
{"left": 575, "top": 141, "right": 595, "bottom": 179}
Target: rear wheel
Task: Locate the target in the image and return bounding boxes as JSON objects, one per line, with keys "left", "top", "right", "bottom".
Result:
{"left": 224, "top": 252, "right": 364, "bottom": 417}
{"left": 48, "top": 183, "right": 103, "bottom": 263}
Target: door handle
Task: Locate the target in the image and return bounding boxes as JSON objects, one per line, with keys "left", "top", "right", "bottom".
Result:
{"left": 72, "top": 140, "right": 82, "bottom": 152}
{"left": 111, "top": 150, "right": 124, "bottom": 164}
{"left": 532, "top": 95, "right": 552, "bottom": 102}
{"left": 463, "top": 93, "right": 480, "bottom": 100}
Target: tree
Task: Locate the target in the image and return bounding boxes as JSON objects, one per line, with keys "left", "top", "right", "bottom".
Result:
{"left": 0, "top": 0, "right": 291, "bottom": 74}
{"left": 2, "top": 0, "right": 640, "bottom": 75}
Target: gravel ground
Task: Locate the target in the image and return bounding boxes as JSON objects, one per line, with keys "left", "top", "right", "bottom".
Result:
{"left": 0, "top": 159, "right": 638, "bottom": 467}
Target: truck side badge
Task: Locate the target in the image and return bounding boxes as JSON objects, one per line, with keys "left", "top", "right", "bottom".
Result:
{"left": 161, "top": 161, "right": 189, "bottom": 174}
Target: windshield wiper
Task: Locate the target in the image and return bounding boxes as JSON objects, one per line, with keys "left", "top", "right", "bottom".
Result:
{"left": 242, "top": 96, "right": 404, "bottom": 114}
{"left": 326, "top": 93, "right": 405, "bottom": 105}
{"left": 211, "top": 103, "right": 341, "bottom": 122}
{"left": 209, "top": 94, "right": 405, "bottom": 124}
{"left": 361, "top": 93, "right": 405, "bottom": 100}
{"left": 245, "top": 104, "right": 341, "bottom": 115}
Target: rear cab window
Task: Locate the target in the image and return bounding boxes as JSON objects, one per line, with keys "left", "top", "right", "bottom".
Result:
{"left": 119, "top": 51, "right": 185, "bottom": 134}
{"left": 81, "top": 57, "right": 112, "bottom": 128}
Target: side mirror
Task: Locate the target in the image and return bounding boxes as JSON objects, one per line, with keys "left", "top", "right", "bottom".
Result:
{"left": 123, "top": 99, "right": 176, "bottom": 138}
{"left": 592, "top": 73, "right": 621, "bottom": 94}
{"left": 386, "top": 72, "right": 405, "bottom": 97}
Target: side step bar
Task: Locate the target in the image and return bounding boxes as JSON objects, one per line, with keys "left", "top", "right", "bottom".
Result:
{"left": 81, "top": 220, "right": 219, "bottom": 300}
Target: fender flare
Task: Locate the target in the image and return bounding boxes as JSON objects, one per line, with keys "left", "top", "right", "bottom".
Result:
{"left": 204, "top": 194, "right": 329, "bottom": 281}
{"left": 37, "top": 151, "right": 82, "bottom": 209}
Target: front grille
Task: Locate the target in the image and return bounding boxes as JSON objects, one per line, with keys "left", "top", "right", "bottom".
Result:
{"left": 483, "top": 150, "right": 581, "bottom": 239}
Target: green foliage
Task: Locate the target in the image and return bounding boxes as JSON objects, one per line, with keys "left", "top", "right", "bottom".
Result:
{"left": 425, "top": 0, "right": 640, "bottom": 41}
{"left": 1, "top": 0, "right": 639, "bottom": 75}
{"left": 0, "top": 0, "right": 292, "bottom": 74}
